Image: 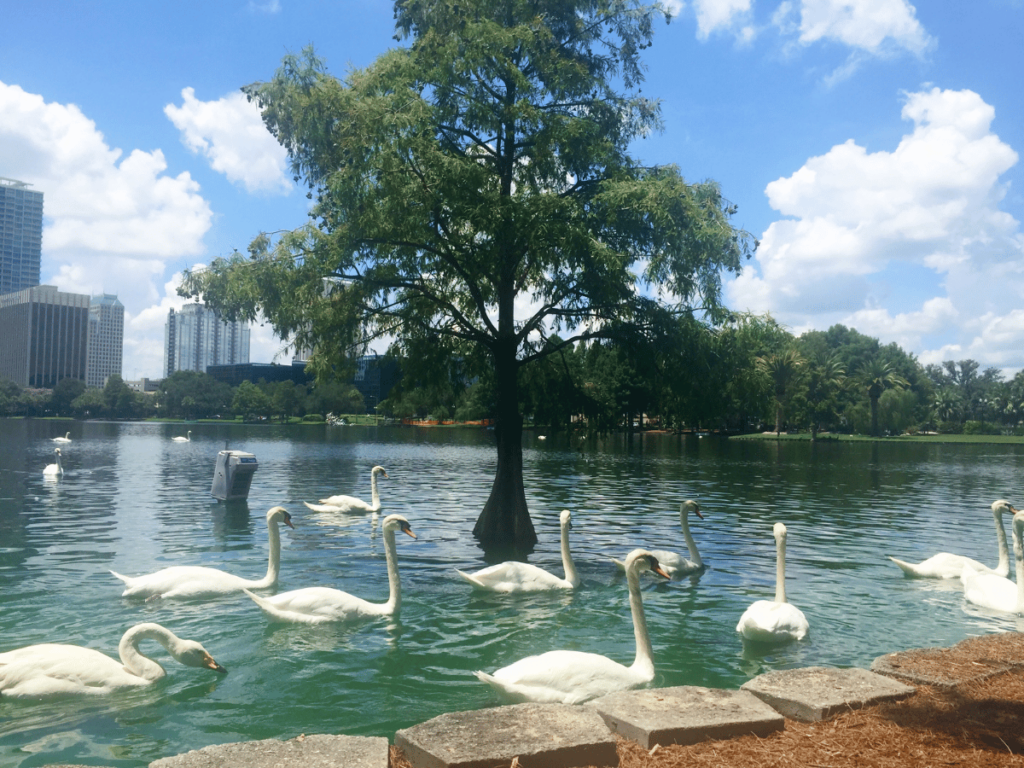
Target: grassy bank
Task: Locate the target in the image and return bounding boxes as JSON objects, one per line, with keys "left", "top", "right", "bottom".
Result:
{"left": 731, "top": 431, "right": 1024, "bottom": 444}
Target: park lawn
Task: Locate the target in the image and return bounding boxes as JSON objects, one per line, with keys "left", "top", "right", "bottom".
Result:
{"left": 732, "top": 431, "right": 1024, "bottom": 444}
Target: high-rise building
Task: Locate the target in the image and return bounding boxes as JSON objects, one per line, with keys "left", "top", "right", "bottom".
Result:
{"left": 0, "top": 177, "right": 43, "bottom": 296}
{"left": 86, "top": 294, "right": 124, "bottom": 388}
{"left": 0, "top": 285, "right": 89, "bottom": 388}
{"left": 164, "top": 303, "right": 250, "bottom": 376}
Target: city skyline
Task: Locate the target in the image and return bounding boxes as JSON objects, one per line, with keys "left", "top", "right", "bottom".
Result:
{"left": 1, "top": 2, "right": 1021, "bottom": 378}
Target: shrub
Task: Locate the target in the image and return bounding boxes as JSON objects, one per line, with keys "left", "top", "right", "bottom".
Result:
{"left": 963, "top": 420, "right": 1001, "bottom": 435}
{"left": 302, "top": 413, "right": 325, "bottom": 422}
{"left": 938, "top": 420, "right": 963, "bottom": 434}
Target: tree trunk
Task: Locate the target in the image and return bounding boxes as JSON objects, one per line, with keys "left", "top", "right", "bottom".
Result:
{"left": 775, "top": 403, "right": 783, "bottom": 434}
{"left": 473, "top": 342, "right": 537, "bottom": 553}
{"left": 870, "top": 396, "right": 880, "bottom": 437}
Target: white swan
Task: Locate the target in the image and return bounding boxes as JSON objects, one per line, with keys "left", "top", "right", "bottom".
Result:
{"left": 171, "top": 430, "right": 191, "bottom": 442}
{"left": 889, "top": 499, "right": 1017, "bottom": 579}
{"left": 52, "top": 432, "right": 71, "bottom": 443}
{"left": 305, "top": 465, "right": 388, "bottom": 513}
{"left": 0, "top": 622, "right": 226, "bottom": 698}
{"left": 474, "top": 549, "right": 669, "bottom": 704}
{"left": 961, "top": 511, "right": 1024, "bottom": 615}
{"left": 612, "top": 500, "right": 704, "bottom": 579}
{"left": 244, "top": 513, "right": 415, "bottom": 623}
{"left": 43, "top": 448, "right": 63, "bottom": 478}
{"left": 110, "top": 506, "right": 294, "bottom": 599}
{"left": 457, "top": 510, "right": 580, "bottom": 592}
{"left": 736, "top": 522, "right": 809, "bottom": 643}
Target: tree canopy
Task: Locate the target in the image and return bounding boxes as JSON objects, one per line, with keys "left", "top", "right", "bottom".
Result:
{"left": 180, "top": 0, "right": 754, "bottom": 551}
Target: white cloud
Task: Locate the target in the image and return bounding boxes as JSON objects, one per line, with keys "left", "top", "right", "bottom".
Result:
{"left": 692, "top": 0, "right": 753, "bottom": 39}
{"left": 727, "top": 87, "right": 1024, "bottom": 371}
{"left": 165, "top": 87, "right": 292, "bottom": 195}
{"left": 0, "top": 80, "right": 213, "bottom": 316}
{"left": 797, "top": 0, "right": 933, "bottom": 55}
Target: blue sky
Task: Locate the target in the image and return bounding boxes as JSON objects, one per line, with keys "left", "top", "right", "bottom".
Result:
{"left": 2, "top": 0, "right": 1022, "bottom": 381}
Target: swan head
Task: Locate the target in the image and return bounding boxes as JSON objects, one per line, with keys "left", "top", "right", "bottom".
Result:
{"left": 773, "top": 522, "right": 788, "bottom": 541}
{"left": 383, "top": 514, "right": 415, "bottom": 538}
{"left": 559, "top": 509, "right": 572, "bottom": 528}
{"left": 681, "top": 499, "right": 703, "bottom": 520}
{"left": 172, "top": 639, "right": 228, "bottom": 674}
{"left": 372, "top": 465, "right": 389, "bottom": 479}
{"left": 624, "top": 549, "right": 670, "bottom": 579}
{"left": 267, "top": 506, "right": 295, "bottom": 529}
{"left": 992, "top": 499, "right": 1019, "bottom": 517}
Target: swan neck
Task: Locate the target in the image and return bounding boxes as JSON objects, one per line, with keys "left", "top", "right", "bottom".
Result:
{"left": 560, "top": 519, "right": 579, "bottom": 586}
{"left": 383, "top": 527, "right": 401, "bottom": 613}
{"left": 1014, "top": 515, "right": 1024, "bottom": 614}
{"left": 252, "top": 517, "right": 282, "bottom": 589}
{"left": 118, "top": 623, "right": 171, "bottom": 682}
{"left": 993, "top": 506, "right": 1011, "bottom": 576}
{"left": 680, "top": 509, "right": 702, "bottom": 567}
{"left": 774, "top": 535, "right": 787, "bottom": 604}
{"left": 626, "top": 566, "right": 655, "bottom": 678}
{"left": 371, "top": 472, "right": 380, "bottom": 509}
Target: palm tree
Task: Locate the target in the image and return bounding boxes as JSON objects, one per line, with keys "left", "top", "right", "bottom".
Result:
{"left": 756, "top": 350, "right": 805, "bottom": 435}
{"left": 804, "top": 352, "right": 846, "bottom": 441}
{"left": 857, "top": 359, "right": 909, "bottom": 437}
{"left": 932, "top": 388, "right": 963, "bottom": 425}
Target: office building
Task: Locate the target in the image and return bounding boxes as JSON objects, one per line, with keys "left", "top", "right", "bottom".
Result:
{"left": 86, "top": 294, "right": 124, "bottom": 388}
{"left": 164, "top": 303, "right": 250, "bottom": 376}
{"left": 0, "top": 285, "right": 89, "bottom": 388}
{"left": 0, "top": 177, "right": 43, "bottom": 296}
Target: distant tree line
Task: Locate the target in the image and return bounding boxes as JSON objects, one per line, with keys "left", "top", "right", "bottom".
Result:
{"left": 0, "top": 371, "right": 365, "bottom": 423}
{"left": 377, "top": 315, "right": 1024, "bottom": 439}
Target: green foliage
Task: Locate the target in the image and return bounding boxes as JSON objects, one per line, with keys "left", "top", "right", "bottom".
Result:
{"left": 301, "top": 413, "right": 325, "bottom": 422}
{"left": 963, "top": 420, "right": 1002, "bottom": 435}
{"left": 71, "top": 388, "right": 106, "bottom": 418}
{"left": 158, "top": 371, "right": 234, "bottom": 419}
{"left": 307, "top": 379, "right": 365, "bottom": 415}
{"left": 232, "top": 381, "right": 274, "bottom": 421}
{"left": 50, "top": 378, "right": 86, "bottom": 417}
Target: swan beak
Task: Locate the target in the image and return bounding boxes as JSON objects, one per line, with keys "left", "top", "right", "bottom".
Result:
{"left": 653, "top": 565, "right": 671, "bottom": 579}
{"left": 403, "top": 528, "right": 417, "bottom": 539}
{"left": 693, "top": 506, "right": 704, "bottom": 520}
{"left": 204, "top": 655, "right": 228, "bottom": 674}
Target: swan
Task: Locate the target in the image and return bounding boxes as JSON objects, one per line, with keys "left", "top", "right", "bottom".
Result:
{"left": 244, "top": 514, "right": 415, "bottom": 623}
{"left": 457, "top": 509, "right": 580, "bottom": 592}
{"left": 52, "top": 432, "right": 71, "bottom": 443}
{"left": 961, "top": 511, "right": 1024, "bottom": 615}
{"left": 474, "top": 549, "right": 669, "bottom": 704}
{"left": 889, "top": 499, "right": 1017, "bottom": 579}
{"left": 0, "top": 622, "right": 227, "bottom": 698}
{"left": 612, "top": 500, "right": 704, "bottom": 579}
{"left": 171, "top": 430, "right": 191, "bottom": 442}
{"left": 736, "top": 522, "right": 809, "bottom": 643}
{"left": 306, "top": 465, "right": 388, "bottom": 513}
{"left": 43, "top": 448, "right": 63, "bottom": 477}
{"left": 110, "top": 506, "right": 294, "bottom": 599}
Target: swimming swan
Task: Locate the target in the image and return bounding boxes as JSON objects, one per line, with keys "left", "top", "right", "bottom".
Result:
{"left": 110, "top": 506, "right": 294, "bottom": 599}
{"left": 305, "top": 465, "right": 388, "bottom": 513}
{"left": 889, "top": 499, "right": 1017, "bottom": 579}
{"left": 736, "top": 522, "right": 809, "bottom": 643}
{"left": 52, "top": 432, "right": 71, "bottom": 443}
{"left": 171, "top": 430, "right": 191, "bottom": 442}
{"left": 612, "top": 500, "right": 704, "bottom": 579}
{"left": 43, "top": 448, "right": 63, "bottom": 477}
{"left": 457, "top": 509, "right": 580, "bottom": 591}
{"left": 0, "top": 622, "right": 226, "bottom": 698}
{"left": 474, "top": 549, "right": 669, "bottom": 704}
{"left": 961, "top": 511, "right": 1024, "bottom": 615}
{"left": 245, "top": 513, "right": 415, "bottom": 623}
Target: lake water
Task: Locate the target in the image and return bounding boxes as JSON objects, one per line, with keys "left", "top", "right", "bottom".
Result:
{"left": 1, "top": 420, "right": 1022, "bottom": 767}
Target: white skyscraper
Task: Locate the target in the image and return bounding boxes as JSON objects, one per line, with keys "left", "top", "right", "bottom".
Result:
{"left": 86, "top": 294, "right": 124, "bottom": 388}
{"left": 164, "top": 303, "right": 250, "bottom": 376}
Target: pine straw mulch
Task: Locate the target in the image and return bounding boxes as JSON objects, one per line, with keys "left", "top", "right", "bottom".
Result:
{"left": 391, "top": 633, "right": 1024, "bottom": 768}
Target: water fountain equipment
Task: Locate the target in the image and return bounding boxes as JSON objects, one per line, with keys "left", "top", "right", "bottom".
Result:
{"left": 211, "top": 450, "right": 258, "bottom": 501}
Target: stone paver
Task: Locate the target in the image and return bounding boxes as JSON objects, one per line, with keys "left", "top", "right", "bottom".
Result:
{"left": 149, "top": 734, "right": 388, "bottom": 768}
{"left": 394, "top": 702, "right": 618, "bottom": 768}
{"left": 587, "top": 685, "right": 784, "bottom": 748}
{"left": 872, "top": 646, "right": 1016, "bottom": 688}
{"left": 741, "top": 666, "right": 915, "bottom": 722}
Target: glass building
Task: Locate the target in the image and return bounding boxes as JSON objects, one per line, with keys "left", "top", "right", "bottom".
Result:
{"left": 0, "top": 285, "right": 89, "bottom": 388}
{"left": 0, "top": 177, "right": 43, "bottom": 297}
{"left": 164, "top": 303, "right": 250, "bottom": 376}
{"left": 86, "top": 294, "right": 124, "bottom": 388}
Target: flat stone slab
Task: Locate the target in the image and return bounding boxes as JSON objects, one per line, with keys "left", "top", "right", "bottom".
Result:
{"left": 149, "top": 734, "right": 388, "bottom": 768}
{"left": 587, "top": 686, "right": 784, "bottom": 748}
{"left": 872, "top": 638, "right": 1023, "bottom": 688}
{"left": 741, "top": 666, "right": 915, "bottom": 722}
{"left": 395, "top": 703, "right": 618, "bottom": 768}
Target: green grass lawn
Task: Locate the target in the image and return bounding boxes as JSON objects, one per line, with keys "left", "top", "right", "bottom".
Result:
{"left": 732, "top": 431, "right": 1024, "bottom": 444}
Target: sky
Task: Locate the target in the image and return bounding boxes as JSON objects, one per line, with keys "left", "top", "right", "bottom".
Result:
{"left": 1, "top": 0, "right": 1022, "bottom": 381}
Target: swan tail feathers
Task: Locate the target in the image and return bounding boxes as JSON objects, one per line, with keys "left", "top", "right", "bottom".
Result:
{"left": 109, "top": 569, "right": 130, "bottom": 585}
{"left": 888, "top": 556, "right": 920, "bottom": 577}
{"left": 303, "top": 502, "right": 339, "bottom": 513}
{"left": 455, "top": 570, "right": 487, "bottom": 589}
{"left": 610, "top": 558, "right": 627, "bottom": 572}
